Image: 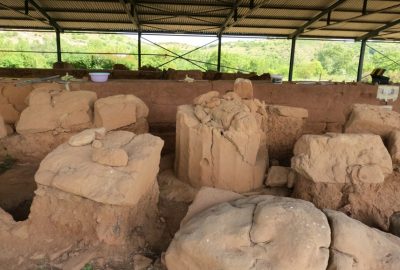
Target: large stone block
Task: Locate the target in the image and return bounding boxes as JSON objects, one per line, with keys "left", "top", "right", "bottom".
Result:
{"left": 345, "top": 104, "right": 400, "bottom": 137}
{"left": 94, "top": 94, "right": 149, "bottom": 131}
{"left": 292, "top": 133, "right": 392, "bottom": 184}
{"left": 0, "top": 130, "right": 164, "bottom": 268}
{"left": 36, "top": 130, "right": 163, "bottom": 206}
{"left": 325, "top": 209, "right": 400, "bottom": 270}
{"left": 16, "top": 88, "right": 97, "bottom": 134}
{"left": 264, "top": 105, "right": 308, "bottom": 162}
{"left": 165, "top": 195, "right": 331, "bottom": 270}
{"left": 388, "top": 130, "right": 400, "bottom": 164}
{"left": 175, "top": 91, "right": 268, "bottom": 193}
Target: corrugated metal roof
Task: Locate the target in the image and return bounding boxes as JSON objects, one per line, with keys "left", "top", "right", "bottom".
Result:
{"left": 0, "top": 0, "right": 399, "bottom": 40}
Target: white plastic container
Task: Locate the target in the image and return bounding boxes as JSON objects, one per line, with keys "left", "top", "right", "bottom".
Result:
{"left": 89, "top": 72, "right": 110, "bottom": 82}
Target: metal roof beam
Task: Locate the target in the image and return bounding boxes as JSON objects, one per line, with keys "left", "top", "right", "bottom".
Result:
{"left": 28, "top": 0, "right": 62, "bottom": 31}
{"left": 356, "top": 18, "right": 400, "bottom": 40}
{"left": 302, "top": 3, "right": 400, "bottom": 36}
{"left": 219, "top": 0, "right": 245, "bottom": 35}
{"left": 0, "top": 3, "right": 54, "bottom": 28}
{"left": 119, "top": 0, "right": 140, "bottom": 30}
{"left": 222, "top": 0, "right": 272, "bottom": 33}
{"left": 289, "top": 0, "right": 347, "bottom": 38}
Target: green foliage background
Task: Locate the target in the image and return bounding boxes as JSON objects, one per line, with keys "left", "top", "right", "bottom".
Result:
{"left": 0, "top": 31, "right": 398, "bottom": 82}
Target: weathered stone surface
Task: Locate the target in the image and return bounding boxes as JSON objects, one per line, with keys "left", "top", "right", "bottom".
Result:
{"left": 292, "top": 133, "right": 392, "bottom": 184}
{"left": 268, "top": 105, "right": 308, "bottom": 119}
{"left": 292, "top": 170, "right": 400, "bottom": 231}
{"left": 233, "top": 78, "right": 253, "bottom": 99}
{"left": 158, "top": 169, "right": 198, "bottom": 203}
{"left": 265, "top": 166, "right": 291, "bottom": 187}
{"left": 345, "top": 104, "right": 400, "bottom": 137}
{"left": 133, "top": 254, "right": 153, "bottom": 270}
{"left": 94, "top": 94, "right": 149, "bottom": 131}
{"left": 180, "top": 187, "right": 243, "bottom": 226}
{"left": 92, "top": 147, "right": 129, "bottom": 167}
{"left": 389, "top": 212, "right": 400, "bottom": 237}
{"left": 68, "top": 128, "right": 106, "bottom": 147}
{"left": 165, "top": 195, "right": 330, "bottom": 270}
{"left": 35, "top": 131, "right": 164, "bottom": 206}
{"left": 388, "top": 130, "right": 400, "bottom": 164}
{"left": 265, "top": 104, "right": 308, "bottom": 162}
{"left": 325, "top": 209, "right": 400, "bottom": 270}
{"left": 0, "top": 114, "right": 7, "bottom": 138}
{"left": 0, "top": 104, "right": 19, "bottom": 124}
{"left": 175, "top": 91, "right": 268, "bottom": 193}
{"left": 16, "top": 88, "right": 97, "bottom": 134}
{"left": 0, "top": 132, "right": 73, "bottom": 161}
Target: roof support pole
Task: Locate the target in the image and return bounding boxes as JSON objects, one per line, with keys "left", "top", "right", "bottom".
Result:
{"left": 357, "top": 39, "right": 367, "bottom": 82}
{"left": 288, "top": 37, "right": 296, "bottom": 82}
{"left": 138, "top": 31, "right": 142, "bottom": 69}
{"left": 217, "top": 34, "right": 222, "bottom": 72}
{"left": 56, "top": 29, "right": 62, "bottom": 63}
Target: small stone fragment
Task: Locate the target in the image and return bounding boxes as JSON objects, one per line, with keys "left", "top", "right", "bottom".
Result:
{"left": 92, "top": 140, "right": 103, "bottom": 149}
{"left": 233, "top": 78, "right": 253, "bottom": 99}
{"left": 265, "top": 166, "right": 291, "bottom": 187}
{"left": 133, "top": 254, "right": 153, "bottom": 270}
{"left": 68, "top": 128, "right": 106, "bottom": 147}
{"left": 193, "top": 91, "right": 219, "bottom": 105}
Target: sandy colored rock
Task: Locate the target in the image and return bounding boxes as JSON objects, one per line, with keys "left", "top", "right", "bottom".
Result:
{"left": 175, "top": 91, "right": 268, "bottom": 193}
{"left": 94, "top": 94, "right": 149, "bottom": 131}
{"left": 291, "top": 133, "right": 392, "bottom": 184}
{"left": 158, "top": 169, "right": 198, "bottom": 203}
{"left": 233, "top": 78, "right": 253, "bottom": 99}
{"left": 180, "top": 187, "right": 243, "bottom": 226}
{"left": 292, "top": 171, "right": 400, "bottom": 230}
{"left": 133, "top": 254, "right": 153, "bottom": 270}
{"left": 265, "top": 166, "right": 291, "bottom": 187}
{"left": 165, "top": 195, "right": 330, "bottom": 270}
{"left": 0, "top": 114, "right": 7, "bottom": 138}
{"left": 345, "top": 104, "right": 400, "bottom": 137}
{"left": 0, "top": 132, "right": 73, "bottom": 161}
{"left": 265, "top": 104, "right": 308, "bottom": 162}
{"left": 325, "top": 209, "right": 400, "bottom": 270}
{"left": 193, "top": 91, "right": 219, "bottom": 105}
{"left": 389, "top": 212, "right": 400, "bottom": 237}
{"left": 68, "top": 127, "right": 106, "bottom": 147}
{"left": 268, "top": 105, "right": 308, "bottom": 119}
{"left": 35, "top": 131, "right": 164, "bottom": 206}
{"left": 0, "top": 104, "right": 19, "bottom": 124}
{"left": 388, "top": 130, "right": 400, "bottom": 164}
{"left": 92, "top": 147, "right": 129, "bottom": 167}
{"left": 16, "top": 89, "right": 97, "bottom": 134}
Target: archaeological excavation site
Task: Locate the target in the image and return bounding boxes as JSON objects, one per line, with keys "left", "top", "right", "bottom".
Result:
{"left": 0, "top": 0, "right": 400, "bottom": 270}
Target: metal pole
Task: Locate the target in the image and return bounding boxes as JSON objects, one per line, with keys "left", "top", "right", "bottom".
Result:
{"left": 138, "top": 31, "right": 142, "bottom": 69}
{"left": 217, "top": 34, "right": 222, "bottom": 72}
{"left": 56, "top": 29, "right": 62, "bottom": 63}
{"left": 288, "top": 37, "right": 296, "bottom": 82}
{"left": 357, "top": 39, "right": 367, "bottom": 82}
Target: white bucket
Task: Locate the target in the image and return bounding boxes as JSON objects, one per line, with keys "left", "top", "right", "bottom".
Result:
{"left": 89, "top": 72, "right": 110, "bottom": 82}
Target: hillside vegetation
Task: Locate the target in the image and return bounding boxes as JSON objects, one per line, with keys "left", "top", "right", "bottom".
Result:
{"left": 0, "top": 31, "right": 398, "bottom": 82}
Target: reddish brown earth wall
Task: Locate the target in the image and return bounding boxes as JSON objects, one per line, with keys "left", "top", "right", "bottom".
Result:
{"left": 1, "top": 79, "right": 398, "bottom": 153}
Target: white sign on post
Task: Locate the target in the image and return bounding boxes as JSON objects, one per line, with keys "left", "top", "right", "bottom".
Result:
{"left": 377, "top": 85, "right": 399, "bottom": 102}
